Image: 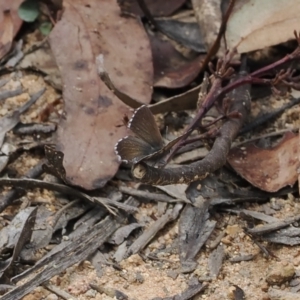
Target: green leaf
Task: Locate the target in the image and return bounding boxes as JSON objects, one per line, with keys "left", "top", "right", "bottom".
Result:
{"left": 39, "top": 22, "right": 52, "bottom": 36}
{"left": 18, "top": 0, "right": 40, "bottom": 23}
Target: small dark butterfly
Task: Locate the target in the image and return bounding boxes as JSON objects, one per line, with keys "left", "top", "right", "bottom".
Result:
{"left": 115, "top": 105, "right": 182, "bottom": 164}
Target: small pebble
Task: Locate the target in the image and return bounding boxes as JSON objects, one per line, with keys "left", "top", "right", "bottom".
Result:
{"left": 266, "top": 262, "right": 295, "bottom": 285}
{"left": 221, "top": 236, "right": 232, "bottom": 245}
{"left": 45, "top": 294, "right": 58, "bottom": 300}
{"left": 166, "top": 270, "right": 178, "bottom": 280}
{"left": 269, "top": 287, "right": 300, "bottom": 300}
{"left": 225, "top": 224, "right": 241, "bottom": 236}
{"left": 136, "top": 272, "right": 144, "bottom": 283}
{"left": 261, "top": 282, "right": 269, "bottom": 292}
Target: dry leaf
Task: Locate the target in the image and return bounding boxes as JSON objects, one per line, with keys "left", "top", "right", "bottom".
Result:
{"left": 226, "top": 0, "right": 300, "bottom": 53}
{"left": 228, "top": 132, "right": 299, "bottom": 192}
{"left": 150, "top": 34, "right": 204, "bottom": 88}
{"left": 118, "top": 0, "right": 187, "bottom": 17}
{"left": 149, "top": 85, "right": 200, "bottom": 114}
{"left": 156, "top": 184, "right": 191, "bottom": 203}
{"left": 0, "top": 0, "right": 23, "bottom": 60}
{"left": 156, "top": 20, "right": 206, "bottom": 53}
{"left": 49, "top": 0, "right": 153, "bottom": 189}
{"left": 191, "top": 0, "right": 223, "bottom": 52}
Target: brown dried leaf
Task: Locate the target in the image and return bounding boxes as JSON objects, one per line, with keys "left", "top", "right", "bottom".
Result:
{"left": 96, "top": 3, "right": 153, "bottom": 104}
{"left": 155, "top": 20, "right": 206, "bottom": 53}
{"left": 96, "top": 56, "right": 141, "bottom": 109}
{"left": 226, "top": 0, "right": 300, "bottom": 53}
{"left": 0, "top": 1, "right": 23, "bottom": 60}
{"left": 118, "top": 0, "right": 187, "bottom": 17}
{"left": 150, "top": 34, "right": 204, "bottom": 88}
{"left": 228, "top": 132, "right": 299, "bottom": 192}
{"left": 99, "top": 65, "right": 200, "bottom": 113}
{"left": 49, "top": 0, "right": 153, "bottom": 189}
{"left": 0, "top": 11, "right": 13, "bottom": 60}
{"left": 149, "top": 85, "right": 199, "bottom": 114}
{"left": 191, "top": 0, "right": 223, "bottom": 52}
{"left": 0, "top": 0, "right": 23, "bottom": 59}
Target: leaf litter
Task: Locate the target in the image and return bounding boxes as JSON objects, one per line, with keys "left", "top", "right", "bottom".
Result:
{"left": 1, "top": 1, "right": 300, "bottom": 300}
{"left": 226, "top": 0, "right": 300, "bottom": 53}
{"left": 150, "top": 34, "right": 205, "bottom": 89}
{"left": 228, "top": 131, "right": 298, "bottom": 192}
{"left": 118, "top": 0, "right": 188, "bottom": 17}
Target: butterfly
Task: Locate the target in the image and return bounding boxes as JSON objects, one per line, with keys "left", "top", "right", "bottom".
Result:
{"left": 115, "top": 105, "right": 183, "bottom": 164}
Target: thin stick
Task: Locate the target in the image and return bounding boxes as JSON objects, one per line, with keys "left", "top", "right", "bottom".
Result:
{"left": 0, "top": 178, "right": 137, "bottom": 214}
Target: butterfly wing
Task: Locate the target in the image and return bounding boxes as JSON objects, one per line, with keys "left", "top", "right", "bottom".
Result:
{"left": 141, "top": 135, "right": 184, "bottom": 163}
{"left": 128, "top": 105, "right": 163, "bottom": 149}
{"left": 115, "top": 136, "right": 157, "bottom": 164}
{"left": 116, "top": 106, "right": 186, "bottom": 165}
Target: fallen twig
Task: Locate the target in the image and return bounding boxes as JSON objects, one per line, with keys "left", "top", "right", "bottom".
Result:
{"left": 192, "top": 0, "right": 236, "bottom": 74}
{"left": 89, "top": 283, "right": 129, "bottom": 300}
{"left": 43, "top": 283, "right": 78, "bottom": 300}
{"left": 247, "top": 214, "right": 300, "bottom": 235}
{"left": 126, "top": 203, "right": 183, "bottom": 257}
{"left": 0, "top": 88, "right": 46, "bottom": 147}
{"left": 208, "top": 244, "right": 225, "bottom": 277}
{"left": 0, "top": 86, "right": 23, "bottom": 101}
{"left": 0, "top": 160, "right": 44, "bottom": 213}
{"left": 119, "top": 186, "right": 190, "bottom": 203}
{"left": 233, "top": 128, "right": 298, "bottom": 148}
{"left": 150, "top": 283, "right": 207, "bottom": 300}
{"left": 239, "top": 96, "right": 300, "bottom": 134}
{"left": 0, "top": 178, "right": 137, "bottom": 214}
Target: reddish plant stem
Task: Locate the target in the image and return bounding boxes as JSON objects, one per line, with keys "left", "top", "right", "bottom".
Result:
{"left": 220, "top": 77, "right": 269, "bottom": 96}
{"left": 165, "top": 77, "right": 223, "bottom": 162}
{"left": 197, "top": 0, "right": 236, "bottom": 74}
{"left": 205, "top": 46, "right": 300, "bottom": 119}
{"left": 251, "top": 48, "right": 300, "bottom": 78}
{"left": 166, "top": 45, "right": 300, "bottom": 162}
